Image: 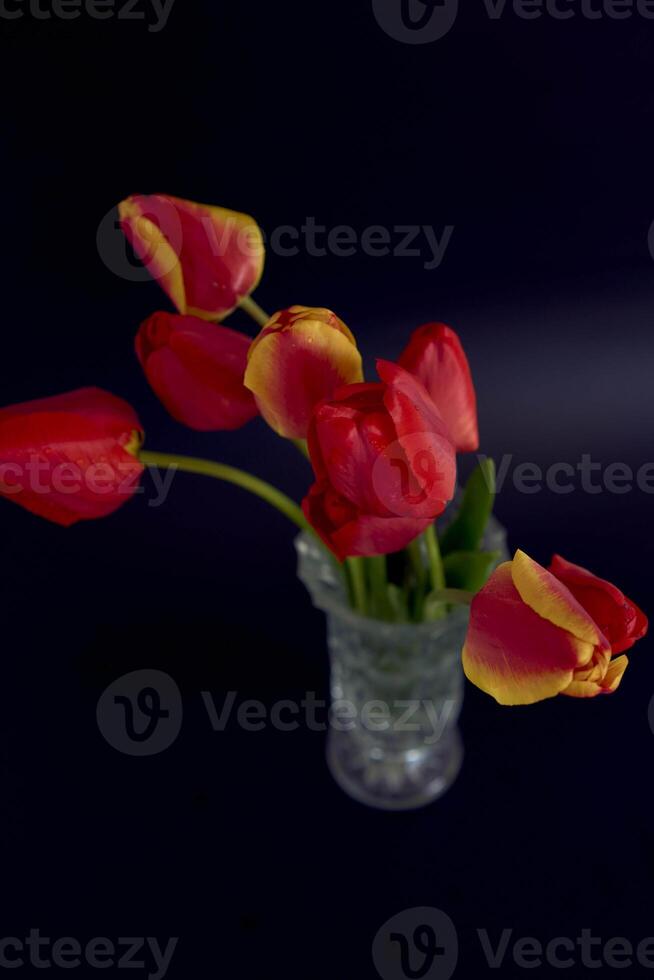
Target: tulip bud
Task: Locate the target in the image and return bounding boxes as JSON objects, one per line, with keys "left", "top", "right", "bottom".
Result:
{"left": 0, "top": 388, "right": 144, "bottom": 526}
{"left": 302, "top": 360, "right": 456, "bottom": 560}
{"left": 399, "top": 322, "right": 479, "bottom": 452}
{"left": 244, "top": 306, "right": 364, "bottom": 439}
{"left": 118, "top": 194, "right": 264, "bottom": 321}
{"left": 136, "top": 312, "right": 258, "bottom": 431}
{"left": 462, "top": 550, "right": 646, "bottom": 704}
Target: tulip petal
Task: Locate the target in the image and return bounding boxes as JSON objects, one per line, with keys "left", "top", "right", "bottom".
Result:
{"left": 0, "top": 389, "right": 143, "bottom": 526}
{"left": 136, "top": 313, "right": 258, "bottom": 431}
{"left": 119, "top": 194, "right": 264, "bottom": 320}
{"left": 302, "top": 480, "right": 430, "bottom": 561}
{"left": 563, "top": 655, "right": 629, "bottom": 698}
{"left": 245, "top": 314, "right": 363, "bottom": 439}
{"left": 462, "top": 562, "right": 594, "bottom": 705}
{"left": 118, "top": 197, "right": 187, "bottom": 313}
{"left": 377, "top": 360, "right": 457, "bottom": 516}
{"left": 511, "top": 549, "right": 609, "bottom": 657}
{"left": 549, "top": 554, "right": 648, "bottom": 655}
{"left": 398, "top": 323, "right": 479, "bottom": 452}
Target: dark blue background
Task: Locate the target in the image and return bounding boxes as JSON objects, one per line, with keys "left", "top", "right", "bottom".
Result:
{"left": 0, "top": 1, "right": 653, "bottom": 976}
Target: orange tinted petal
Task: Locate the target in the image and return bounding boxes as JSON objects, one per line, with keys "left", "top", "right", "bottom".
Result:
{"left": 119, "top": 197, "right": 186, "bottom": 313}
{"left": 511, "top": 549, "right": 609, "bottom": 659}
{"left": 244, "top": 313, "right": 363, "bottom": 438}
{"left": 118, "top": 194, "right": 264, "bottom": 320}
{"left": 563, "top": 655, "right": 629, "bottom": 698}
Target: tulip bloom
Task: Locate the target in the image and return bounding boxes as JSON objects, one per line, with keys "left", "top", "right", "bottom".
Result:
{"left": 0, "top": 388, "right": 144, "bottom": 527}
{"left": 136, "top": 312, "right": 258, "bottom": 431}
{"left": 462, "top": 550, "right": 646, "bottom": 705}
{"left": 302, "top": 360, "right": 456, "bottom": 560}
{"left": 398, "top": 322, "right": 479, "bottom": 452}
{"left": 244, "top": 306, "right": 363, "bottom": 439}
{"left": 548, "top": 554, "right": 647, "bottom": 655}
{"left": 118, "top": 194, "right": 264, "bottom": 321}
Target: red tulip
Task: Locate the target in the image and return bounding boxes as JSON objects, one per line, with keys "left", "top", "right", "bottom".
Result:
{"left": 136, "top": 312, "right": 258, "bottom": 431}
{"left": 244, "top": 306, "right": 363, "bottom": 439}
{"left": 0, "top": 388, "right": 144, "bottom": 527}
{"left": 302, "top": 360, "right": 457, "bottom": 560}
{"left": 118, "top": 194, "right": 264, "bottom": 321}
{"left": 463, "top": 550, "right": 646, "bottom": 705}
{"left": 548, "top": 554, "right": 647, "bottom": 655}
{"left": 398, "top": 322, "right": 479, "bottom": 452}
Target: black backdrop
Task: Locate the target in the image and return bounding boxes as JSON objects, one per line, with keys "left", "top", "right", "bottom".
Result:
{"left": 1, "top": 1, "right": 653, "bottom": 977}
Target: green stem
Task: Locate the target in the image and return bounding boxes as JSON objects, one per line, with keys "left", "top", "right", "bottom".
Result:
{"left": 240, "top": 295, "right": 271, "bottom": 328}
{"left": 407, "top": 538, "right": 427, "bottom": 621}
{"left": 424, "top": 524, "right": 446, "bottom": 592}
{"left": 366, "top": 555, "right": 393, "bottom": 621}
{"left": 346, "top": 558, "right": 367, "bottom": 616}
{"left": 139, "top": 450, "right": 310, "bottom": 534}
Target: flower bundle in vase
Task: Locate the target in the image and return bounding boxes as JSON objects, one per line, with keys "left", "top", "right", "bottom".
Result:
{"left": 0, "top": 194, "right": 647, "bottom": 810}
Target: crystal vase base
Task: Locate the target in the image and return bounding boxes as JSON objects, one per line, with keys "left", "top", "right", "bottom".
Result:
{"left": 326, "top": 727, "right": 464, "bottom": 811}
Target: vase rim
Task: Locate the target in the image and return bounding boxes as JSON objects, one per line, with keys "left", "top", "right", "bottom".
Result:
{"left": 295, "top": 532, "right": 471, "bottom": 637}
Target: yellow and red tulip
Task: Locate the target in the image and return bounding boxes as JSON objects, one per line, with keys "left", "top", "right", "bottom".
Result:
{"left": 0, "top": 389, "right": 144, "bottom": 526}
{"left": 136, "top": 312, "right": 258, "bottom": 431}
{"left": 302, "top": 360, "right": 457, "bottom": 560}
{"left": 399, "top": 322, "right": 479, "bottom": 453}
{"left": 118, "top": 193, "right": 264, "bottom": 321}
{"left": 244, "top": 306, "right": 363, "bottom": 439}
{"left": 463, "top": 549, "right": 646, "bottom": 705}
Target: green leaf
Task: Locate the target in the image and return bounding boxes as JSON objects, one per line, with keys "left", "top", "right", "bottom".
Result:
{"left": 440, "top": 458, "right": 496, "bottom": 557}
{"left": 443, "top": 550, "right": 500, "bottom": 593}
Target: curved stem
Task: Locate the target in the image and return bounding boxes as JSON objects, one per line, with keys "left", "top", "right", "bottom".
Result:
{"left": 240, "top": 295, "right": 271, "bottom": 328}
{"left": 139, "top": 450, "right": 310, "bottom": 533}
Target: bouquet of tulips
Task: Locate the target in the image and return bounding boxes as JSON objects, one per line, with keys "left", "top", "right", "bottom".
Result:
{"left": 0, "top": 194, "right": 647, "bottom": 706}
